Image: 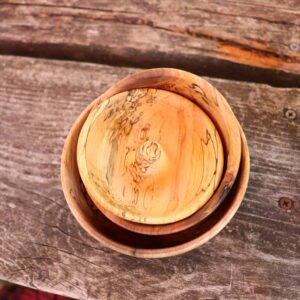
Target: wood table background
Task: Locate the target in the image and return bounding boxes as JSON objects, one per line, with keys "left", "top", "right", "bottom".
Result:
{"left": 0, "top": 1, "right": 299, "bottom": 299}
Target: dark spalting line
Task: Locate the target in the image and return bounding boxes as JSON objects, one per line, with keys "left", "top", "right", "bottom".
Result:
{"left": 196, "top": 129, "right": 218, "bottom": 196}
{"left": 213, "top": 127, "right": 219, "bottom": 190}
{"left": 122, "top": 146, "right": 130, "bottom": 176}
{"left": 148, "top": 184, "right": 155, "bottom": 211}
{"left": 200, "top": 132, "right": 216, "bottom": 191}
{"left": 154, "top": 145, "right": 161, "bottom": 160}
{"left": 106, "top": 137, "right": 118, "bottom": 185}
{"left": 132, "top": 187, "right": 139, "bottom": 205}
{"left": 197, "top": 137, "right": 205, "bottom": 194}
{"left": 160, "top": 82, "right": 179, "bottom": 94}
{"left": 190, "top": 83, "right": 210, "bottom": 106}
{"left": 142, "top": 186, "right": 147, "bottom": 210}
{"left": 104, "top": 108, "right": 114, "bottom": 121}
{"left": 208, "top": 127, "right": 218, "bottom": 191}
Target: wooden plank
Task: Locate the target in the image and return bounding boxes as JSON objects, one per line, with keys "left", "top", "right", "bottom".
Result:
{"left": 0, "top": 0, "right": 299, "bottom": 86}
{"left": 0, "top": 55, "right": 299, "bottom": 299}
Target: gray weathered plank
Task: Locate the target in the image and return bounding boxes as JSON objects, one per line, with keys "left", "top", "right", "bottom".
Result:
{"left": 0, "top": 55, "right": 299, "bottom": 299}
{"left": 0, "top": 0, "right": 300, "bottom": 86}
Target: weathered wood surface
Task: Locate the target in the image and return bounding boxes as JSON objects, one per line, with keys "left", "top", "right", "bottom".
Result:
{"left": 0, "top": 0, "right": 300, "bottom": 86}
{"left": 0, "top": 55, "right": 299, "bottom": 299}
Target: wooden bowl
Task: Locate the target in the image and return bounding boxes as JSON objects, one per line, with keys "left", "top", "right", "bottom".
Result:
{"left": 61, "top": 69, "right": 250, "bottom": 257}
{"left": 61, "top": 97, "right": 249, "bottom": 257}
{"left": 76, "top": 69, "right": 241, "bottom": 228}
{"left": 77, "top": 88, "right": 224, "bottom": 225}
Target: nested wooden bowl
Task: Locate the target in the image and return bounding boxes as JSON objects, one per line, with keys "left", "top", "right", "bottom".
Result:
{"left": 61, "top": 107, "right": 249, "bottom": 258}
{"left": 77, "top": 88, "right": 224, "bottom": 225}
{"left": 61, "top": 68, "right": 249, "bottom": 257}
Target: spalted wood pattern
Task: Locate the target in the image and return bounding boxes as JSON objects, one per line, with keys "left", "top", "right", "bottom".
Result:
{"left": 87, "top": 68, "right": 243, "bottom": 234}
{"left": 0, "top": 56, "right": 299, "bottom": 299}
{"left": 0, "top": 0, "right": 299, "bottom": 86}
{"left": 77, "top": 88, "right": 224, "bottom": 224}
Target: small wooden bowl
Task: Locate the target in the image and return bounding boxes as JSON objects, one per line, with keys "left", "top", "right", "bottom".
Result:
{"left": 76, "top": 69, "right": 241, "bottom": 228}
{"left": 77, "top": 88, "right": 224, "bottom": 225}
{"left": 61, "top": 99, "right": 249, "bottom": 257}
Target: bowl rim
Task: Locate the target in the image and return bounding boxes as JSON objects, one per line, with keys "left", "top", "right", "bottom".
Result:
{"left": 61, "top": 93, "right": 250, "bottom": 258}
{"left": 78, "top": 88, "right": 225, "bottom": 227}
{"left": 75, "top": 68, "right": 242, "bottom": 228}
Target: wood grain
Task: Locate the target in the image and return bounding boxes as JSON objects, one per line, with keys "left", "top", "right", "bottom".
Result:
{"left": 0, "top": 55, "right": 299, "bottom": 299}
{"left": 0, "top": 0, "right": 299, "bottom": 86}
{"left": 62, "top": 109, "right": 248, "bottom": 257}
{"left": 87, "top": 68, "right": 244, "bottom": 234}
{"left": 77, "top": 88, "right": 224, "bottom": 224}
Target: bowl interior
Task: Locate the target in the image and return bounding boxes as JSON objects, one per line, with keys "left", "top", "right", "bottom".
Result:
{"left": 77, "top": 88, "right": 224, "bottom": 225}
{"left": 97, "top": 68, "right": 242, "bottom": 222}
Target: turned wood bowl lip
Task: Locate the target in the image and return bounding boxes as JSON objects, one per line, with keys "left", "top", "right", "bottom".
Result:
{"left": 60, "top": 81, "right": 250, "bottom": 258}
{"left": 75, "top": 68, "right": 242, "bottom": 230}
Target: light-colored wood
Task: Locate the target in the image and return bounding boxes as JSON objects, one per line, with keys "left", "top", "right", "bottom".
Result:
{"left": 1, "top": 56, "right": 299, "bottom": 299}
{"left": 61, "top": 67, "right": 247, "bottom": 257}
{"left": 84, "top": 68, "right": 242, "bottom": 233}
{"left": 77, "top": 88, "right": 224, "bottom": 224}
{"left": 61, "top": 89, "right": 249, "bottom": 257}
